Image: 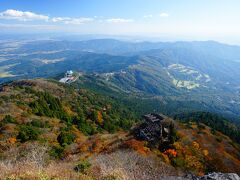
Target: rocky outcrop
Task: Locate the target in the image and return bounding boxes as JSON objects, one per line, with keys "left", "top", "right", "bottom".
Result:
{"left": 163, "top": 173, "right": 240, "bottom": 180}
{"left": 195, "top": 172, "right": 240, "bottom": 180}
{"left": 175, "top": 173, "right": 240, "bottom": 180}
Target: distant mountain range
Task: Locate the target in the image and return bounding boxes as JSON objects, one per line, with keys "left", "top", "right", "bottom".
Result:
{"left": 1, "top": 39, "right": 240, "bottom": 121}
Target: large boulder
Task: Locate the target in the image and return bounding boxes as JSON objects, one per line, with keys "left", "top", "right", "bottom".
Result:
{"left": 195, "top": 172, "right": 240, "bottom": 180}
{"left": 164, "top": 173, "right": 240, "bottom": 180}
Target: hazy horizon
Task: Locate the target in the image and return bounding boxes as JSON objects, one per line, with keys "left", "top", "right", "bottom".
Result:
{"left": 1, "top": 33, "right": 240, "bottom": 47}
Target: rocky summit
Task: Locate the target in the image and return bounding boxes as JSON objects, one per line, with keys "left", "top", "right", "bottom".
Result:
{"left": 195, "top": 173, "right": 240, "bottom": 180}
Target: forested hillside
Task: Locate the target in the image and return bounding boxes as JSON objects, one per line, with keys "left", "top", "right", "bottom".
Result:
{"left": 1, "top": 39, "right": 240, "bottom": 122}
{"left": 174, "top": 112, "right": 240, "bottom": 143}
{"left": 0, "top": 79, "right": 240, "bottom": 179}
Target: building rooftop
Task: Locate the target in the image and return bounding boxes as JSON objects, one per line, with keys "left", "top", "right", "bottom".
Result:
{"left": 66, "top": 70, "right": 73, "bottom": 75}
{"left": 143, "top": 113, "right": 164, "bottom": 123}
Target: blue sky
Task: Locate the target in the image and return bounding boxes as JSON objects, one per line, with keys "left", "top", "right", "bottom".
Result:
{"left": 0, "top": 0, "right": 240, "bottom": 43}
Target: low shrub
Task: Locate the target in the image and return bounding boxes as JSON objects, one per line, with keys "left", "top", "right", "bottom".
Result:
{"left": 30, "top": 119, "right": 50, "bottom": 128}
{"left": 49, "top": 145, "right": 65, "bottom": 159}
{"left": 57, "top": 131, "right": 76, "bottom": 146}
{"left": 2, "top": 115, "right": 16, "bottom": 124}
{"left": 171, "top": 156, "right": 186, "bottom": 167}
{"left": 74, "top": 160, "right": 91, "bottom": 173}
{"left": 17, "top": 125, "right": 40, "bottom": 142}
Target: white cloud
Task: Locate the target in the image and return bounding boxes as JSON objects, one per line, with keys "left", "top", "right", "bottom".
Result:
{"left": 0, "top": 9, "right": 133, "bottom": 25}
{"left": 0, "top": 9, "right": 93, "bottom": 25}
{"left": 63, "top": 18, "right": 93, "bottom": 25}
{"left": 143, "top": 13, "right": 169, "bottom": 19}
{"left": 52, "top": 17, "right": 93, "bottom": 24}
{"left": 159, "top": 13, "right": 169, "bottom": 17}
{"left": 0, "top": 9, "right": 49, "bottom": 21}
{"left": 51, "top": 17, "right": 69, "bottom": 23}
{"left": 143, "top": 14, "right": 153, "bottom": 18}
{"left": 106, "top": 18, "right": 134, "bottom": 23}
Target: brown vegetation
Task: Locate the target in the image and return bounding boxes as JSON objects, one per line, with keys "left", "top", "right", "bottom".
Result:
{"left": 0, "top": 79, "right": 239, "bottom": 179}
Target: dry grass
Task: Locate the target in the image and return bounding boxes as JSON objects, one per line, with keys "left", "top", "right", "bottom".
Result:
{"left": 0, "top": 143, "right": 83, "bottom": 179}
{"left": 0, "top": 142, "right": 183, "bottom": 180}
{"left": 89, "top": 149, "right": 183, "bottom": 180}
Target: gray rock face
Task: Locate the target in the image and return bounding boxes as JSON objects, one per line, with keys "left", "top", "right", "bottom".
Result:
{"left": 164, "top": 173, "right": 240, "bottom": 180}
{"left": 195, "top": 172, "right": 240, "bottom": 180}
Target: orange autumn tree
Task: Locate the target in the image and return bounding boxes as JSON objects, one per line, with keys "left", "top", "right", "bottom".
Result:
{"left": 92, "top": 110, "right": 103, "bottom": 125}
{"left": 124, "top": 139, "right": 150, "bottom": 155}
{"left": 97, "top": 111, "right": 103, "bottom": 125}
{"left": 7, "top": 137, "right": 17, "bottom": 144}
{"left": 164, "top": 149, "right": 177, "bottom": 157}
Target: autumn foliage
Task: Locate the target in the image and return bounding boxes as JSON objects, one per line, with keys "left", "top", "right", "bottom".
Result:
{"left": 97, "top": 111, "right": 103, "bottom": 125}
{"left": 7, "top": 137, "right": 17, "bottom": 144}
{"left": 164, "top": 149, "right": 177, "bottom": 157}
{"left": 124, "top": 139, "right": 150, "bottom": 155}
